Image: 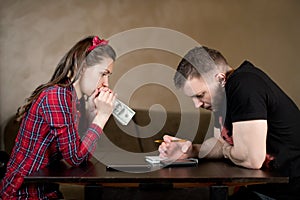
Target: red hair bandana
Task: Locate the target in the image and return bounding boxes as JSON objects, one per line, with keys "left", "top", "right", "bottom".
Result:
{"left": 87, "top": 36, "right": 109, "bottom": 52}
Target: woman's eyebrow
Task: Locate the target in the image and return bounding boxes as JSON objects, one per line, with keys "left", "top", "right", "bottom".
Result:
{"left": 102, "top": 69, "right": 111, "bottom": 74}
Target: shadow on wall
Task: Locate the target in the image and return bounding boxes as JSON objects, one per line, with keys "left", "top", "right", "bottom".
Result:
{"left": 1, "top": 109, "right": 211, "bottom": 156}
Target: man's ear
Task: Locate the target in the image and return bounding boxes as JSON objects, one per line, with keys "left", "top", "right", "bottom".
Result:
{"left": 215, "top": 73, "right": 226, "bottom": 87}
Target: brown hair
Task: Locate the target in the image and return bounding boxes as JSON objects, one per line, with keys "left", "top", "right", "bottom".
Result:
{"left": 16, "top": 36, "right": 116, "bottom": 121}
{"left": 174, "top": 46, "right": 228, "bottom": 89}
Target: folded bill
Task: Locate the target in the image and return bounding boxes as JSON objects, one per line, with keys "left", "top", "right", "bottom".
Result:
{"left": 113, "top": 99, "right": 135, "bottom": 125}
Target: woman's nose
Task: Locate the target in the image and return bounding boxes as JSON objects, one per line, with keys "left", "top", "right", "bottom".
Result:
{"left": 102, "top": 76, "right": 109, "bottom": 87}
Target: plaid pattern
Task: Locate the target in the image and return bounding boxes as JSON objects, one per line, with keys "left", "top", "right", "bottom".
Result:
{"left": 0, "top": 85, "right": 102, "bottom": 199}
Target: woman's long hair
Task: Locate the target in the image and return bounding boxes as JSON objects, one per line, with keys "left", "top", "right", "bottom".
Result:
{"left": 16, "top": 36, "right": 116, "bottom": 121}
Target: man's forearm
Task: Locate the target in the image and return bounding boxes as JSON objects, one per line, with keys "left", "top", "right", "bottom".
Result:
{"left": 223, "top": 143, "right": 244, "bottom": 165}
{"left": 192, "top": 137, "right": 224, "bottom": 159}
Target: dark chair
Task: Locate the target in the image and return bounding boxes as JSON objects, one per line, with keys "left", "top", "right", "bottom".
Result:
{"left": 1, "top": 115, "right": 19, "bottom": 180}
{"left": 0, "top": 150, "right": 9, "bottom": 179}
{"left": 3, "top": 115, "right": 20, "bottom": 155}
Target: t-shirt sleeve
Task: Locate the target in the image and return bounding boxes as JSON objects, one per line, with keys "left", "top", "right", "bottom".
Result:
{"left": 226, "top": 73, "right": 268, "bottom": 122}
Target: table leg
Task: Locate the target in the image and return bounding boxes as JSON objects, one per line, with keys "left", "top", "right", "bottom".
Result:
{"left": 210, "top": 185, "right": 228, "bottom": 200}
{"left": 84, "top": 184, "right": 103, "bottom": 199}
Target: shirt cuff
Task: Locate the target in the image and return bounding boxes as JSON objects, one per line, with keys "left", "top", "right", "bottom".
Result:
{"left": 89, "top": 123, "right": 103, "bottom": 138}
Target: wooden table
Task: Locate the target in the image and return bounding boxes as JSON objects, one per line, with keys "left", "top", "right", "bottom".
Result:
{"left": 24, "top": 155, "right": 288, "bottom": 200}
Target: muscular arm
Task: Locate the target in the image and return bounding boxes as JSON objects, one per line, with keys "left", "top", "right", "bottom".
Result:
{"left": 187, "top": 137, "right": 224, "bottom": 159}
{"left": 223, "top": 120, "right": 267, "bottom": 169}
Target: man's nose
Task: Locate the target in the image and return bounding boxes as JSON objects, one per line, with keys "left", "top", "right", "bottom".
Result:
{"left": 192, "top": 98, "right": 203, "bottom": 108}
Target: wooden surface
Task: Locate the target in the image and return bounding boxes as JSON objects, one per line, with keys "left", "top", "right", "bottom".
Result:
{"left": 24, "top": 155, "right": 288, "bottom": 200}
{"left": 25, "top": 156, "right": 288, "bottom": 186}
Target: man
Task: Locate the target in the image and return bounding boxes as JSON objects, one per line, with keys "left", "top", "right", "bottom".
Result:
{"left": 159, "top": 46, "right": 300, "bottom": 199}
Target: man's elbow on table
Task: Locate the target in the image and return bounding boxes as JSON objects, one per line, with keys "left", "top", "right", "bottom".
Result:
{"left": 246, "top": 153, "right": 265, "bottom": 169}
{"left": 239, "top": 146, "right": 266, "bottom": 169}
{"left": 225, "top": 144, "right": 266, "bottom": 169}
{"left": 231, "top": 120, "right": 268, "bottom": 169}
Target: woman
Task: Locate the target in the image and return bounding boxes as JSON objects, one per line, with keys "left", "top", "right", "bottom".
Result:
{"left": 0, "top": 36, "right": 117, "bottom": 199}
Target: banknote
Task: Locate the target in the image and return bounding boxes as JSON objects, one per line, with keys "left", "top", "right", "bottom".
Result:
{"left": 113, "top": 99, "right": 135, "bottom": 125}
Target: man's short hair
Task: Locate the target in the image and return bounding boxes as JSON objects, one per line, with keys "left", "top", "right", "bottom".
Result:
{"left": 174, "top": 46, "right": 228, "bottom": 89}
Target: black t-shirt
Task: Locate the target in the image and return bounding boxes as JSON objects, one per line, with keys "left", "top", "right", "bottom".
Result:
{"left": 224, "top": 60, "right": 300, "bottom": 177}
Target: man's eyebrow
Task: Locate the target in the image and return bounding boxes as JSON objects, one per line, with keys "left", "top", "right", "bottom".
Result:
{"left": 190, "top": 92, "right": 204, "bottom": 98}
{"left": 190, "top": 94, "right": 199, "bottom": 98}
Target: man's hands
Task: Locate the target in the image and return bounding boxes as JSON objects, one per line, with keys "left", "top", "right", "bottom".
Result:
{"left": 158, "top": 135, "right": 193, "bottom": 161}
{"left": 158, "top": 134, "right": 227, "bottom": 161}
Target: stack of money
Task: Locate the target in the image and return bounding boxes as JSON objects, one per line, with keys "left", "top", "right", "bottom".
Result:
{"left": 113, "top": 99, "right": 135, "bottom": 125}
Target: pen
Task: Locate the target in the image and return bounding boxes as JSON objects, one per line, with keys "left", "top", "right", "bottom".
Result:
{"left": 154, "top": 139, "right": 187, "bottom": 144}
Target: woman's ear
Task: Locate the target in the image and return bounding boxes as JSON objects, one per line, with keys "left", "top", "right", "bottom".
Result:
{"left": 215, "top": 73, "right": 226, "bottom": 87}
{"left": 80, "top": 66, "right": 86, "bottom": 74}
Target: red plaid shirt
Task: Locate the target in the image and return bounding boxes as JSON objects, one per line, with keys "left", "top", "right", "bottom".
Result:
{"left": 0, "top": 85, "right": 102, "bottom": 199}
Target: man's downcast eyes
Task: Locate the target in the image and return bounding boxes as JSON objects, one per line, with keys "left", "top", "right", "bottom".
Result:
{"left": 196, "top": 93, "right": 205, "bottom": 99}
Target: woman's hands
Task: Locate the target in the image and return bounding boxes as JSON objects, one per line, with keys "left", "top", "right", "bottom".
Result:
{"left": 89, "top": 87, "right": 116, "bottom": 129}
{"left": 158, "top": 135, "right": 193, "bottom": 161}
{"left": 85, "top": 90, "right": 98, "bottom": 123}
